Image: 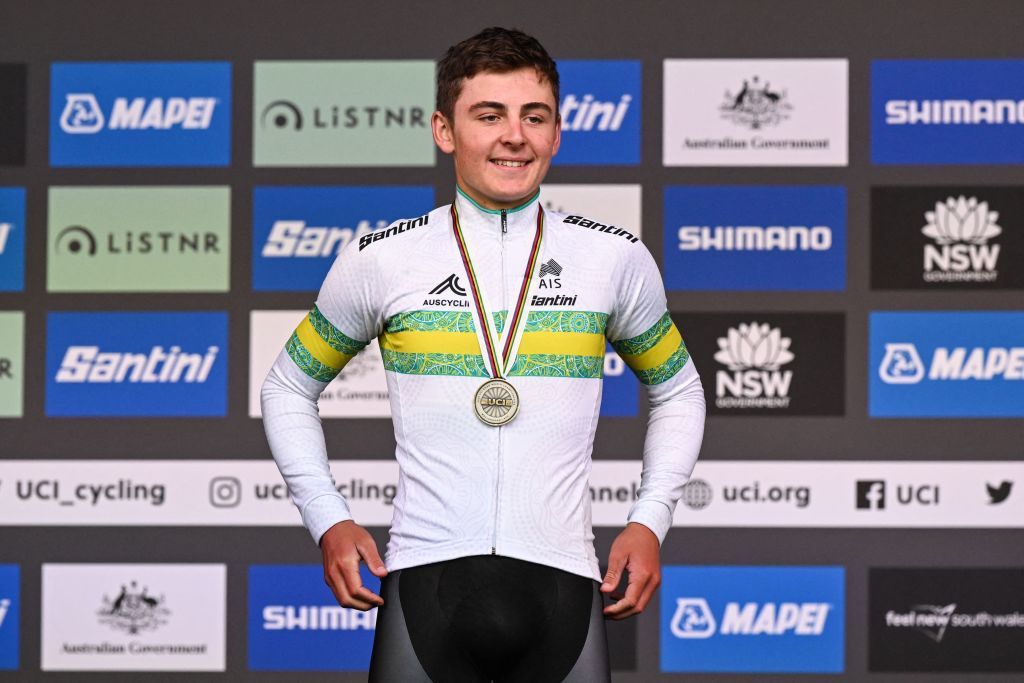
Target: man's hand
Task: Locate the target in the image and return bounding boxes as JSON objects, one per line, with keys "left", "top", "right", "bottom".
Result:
{"left": 600, "top": 522, "right": 661, "bottom": 620}
{"left": 320, "top": 520, "right": 388, "bottom": 611}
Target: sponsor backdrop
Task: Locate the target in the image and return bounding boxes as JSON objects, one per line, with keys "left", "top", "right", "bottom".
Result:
{"left": 1, "top": 2, "right": 1023, "bottom": 681}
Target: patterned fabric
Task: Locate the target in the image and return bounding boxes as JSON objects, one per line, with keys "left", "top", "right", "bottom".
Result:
{"left": 611, "top": 312, "right": 673, "bottom": 356}
{"left": 286, "top": 332, "right": 341, "bottom": 382}
{"left": 309, "top": 305, "right": 368, "bottom": 356}
{"left": 286, "top": 306, "right": 369, "bottom": 382}
{"left": 636, "top": 345, "right": 691, "bottom": 385}
{"left": 380, "top": 310, "right": 609, "bottom": 378}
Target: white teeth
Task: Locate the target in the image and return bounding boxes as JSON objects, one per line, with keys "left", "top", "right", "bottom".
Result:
{"left": 493, "top": 160, "right": 526, "bottom": 167}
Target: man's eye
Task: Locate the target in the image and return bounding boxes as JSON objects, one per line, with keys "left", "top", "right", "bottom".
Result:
{"left": 525, "top": 116, "right": 544, "bottom": 124}
{"left": 480, "top": 114, "right": 500, "bottom": 122}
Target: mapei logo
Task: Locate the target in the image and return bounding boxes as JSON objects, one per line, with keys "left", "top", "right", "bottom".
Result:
{"left": 45, "top": 312, "right": 228, "bottom": 417}
{"left": 922, "top": 196, "right": 1001, "bottom": 282}
{"left": 870, "top": 312, "right": 1024, "bottom": 417}
{"left": 248, "top": 565, "right": 379, "bottom": 670}
{"left": 252, "top": 186, "right": 434, "bottom": 291}
{"left": 664, "top": 186, "right": 846, "bottom": 291}
{"left": 553, "top": 60, "right": 640, "bottom": 165}
{"left": 50, "top": 62, "right": 231, "bottom": 166}
{"left": 872, "top": 60, "right": 1024, "bottom": 164}
{"left": 661, "top": 566, "right": 845, "bottom": 673}
{"left": 715, "top": 323, "right": 794, "bottom": 409}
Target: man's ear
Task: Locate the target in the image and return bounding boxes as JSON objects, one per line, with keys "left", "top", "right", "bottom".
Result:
{"left": 432, "top": 111, "right": 455, "bottom": 154}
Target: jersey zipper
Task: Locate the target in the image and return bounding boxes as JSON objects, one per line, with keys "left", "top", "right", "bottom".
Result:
{"left": 492, "top": 209, "right": 508, "bottom": 555}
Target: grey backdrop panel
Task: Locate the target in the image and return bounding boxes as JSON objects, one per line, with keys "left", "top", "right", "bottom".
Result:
{"left": 1, "top": 0, "right": 1022, "bottom": 680}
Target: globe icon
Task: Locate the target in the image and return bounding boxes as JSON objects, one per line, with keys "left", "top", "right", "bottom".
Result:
{"left": 681, "top": 479, "right": 712, "bottom": 510}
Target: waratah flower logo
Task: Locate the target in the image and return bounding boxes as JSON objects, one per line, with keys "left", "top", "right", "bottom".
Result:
{"left": 922, "top": 195, "right": 1001, "bottom": 245}
{"left": 714, "top": 323, "right": 794, "bottom": 371}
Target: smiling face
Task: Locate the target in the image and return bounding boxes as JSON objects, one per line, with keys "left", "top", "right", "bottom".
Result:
{"left": 432, "top": 67, "right": 561, "bottom": 210}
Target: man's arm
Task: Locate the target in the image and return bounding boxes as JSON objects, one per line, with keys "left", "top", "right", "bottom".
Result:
{"left": 261, "top": 236, "right": 390, "bottom": 610}
{"left": 602, "top": 243, "right": 706, "bottom": 619}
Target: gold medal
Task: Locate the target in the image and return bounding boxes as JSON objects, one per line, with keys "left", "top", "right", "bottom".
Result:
{"left": 473, "top": 378, "right": 520, "bottom": 426}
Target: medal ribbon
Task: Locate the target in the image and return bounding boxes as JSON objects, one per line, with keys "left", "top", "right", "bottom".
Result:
{"left": 450, "top": 202, "right": 544, "bottom": 379}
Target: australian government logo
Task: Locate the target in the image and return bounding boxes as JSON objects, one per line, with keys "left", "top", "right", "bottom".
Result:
{"left": 664, "top": 60, "right": 847, "bottom": 166}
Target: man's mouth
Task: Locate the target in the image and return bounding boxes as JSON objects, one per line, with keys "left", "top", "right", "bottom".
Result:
{"left": 491, "top": 159, "right": 529, "bottom": 168}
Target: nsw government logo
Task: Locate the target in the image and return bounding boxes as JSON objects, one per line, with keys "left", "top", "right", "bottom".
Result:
{"left": 679, "top": 313, "right": 844, "bottom": 416}
{"left": 872, "top": 60, "right": 1024, "bottom": 164}
{"left": 552, "top": 61, "right": 640, "bottom": 165}
{"left": 871, "top": 187, "right": 1024, "bottom": 291}
{"left": 870, "top": 312, "right": 1024, "bottom": 417}
{"left": 661, "top": 566, "right": 845, "bottom": 673}
{"left": 50, "top": 62, "right": 231, "bottom": 166}
{"left": 45, "top": 312, "right": 228, "bottom": 417}
{"left": 249, "top": 565, "right": 379, "bottom": 671}
{"left": 664, "top": 185, "right": 846, "bottom": 291}
{"left": 252, "top": 186, "right": 433, "bottom": 291}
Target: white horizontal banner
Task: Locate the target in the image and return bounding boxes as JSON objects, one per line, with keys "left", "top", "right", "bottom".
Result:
{"left": 0, "top": 460, "right": 1019, "bottom": 528}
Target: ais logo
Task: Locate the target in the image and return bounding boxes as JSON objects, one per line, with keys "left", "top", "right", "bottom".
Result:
{"left": 553, "top": 61, "right": 640, "bottom": 165}
{"left": 253, "top": 186, "right": 434, "bottom": 291}
{"left": 871, "top": 311, "right": 1024, "bottom": 417}
{"left": 248, "top": 565, "right": 379, "bottom": 670}
{"left": 661, "top": 566, "right": 845, "bottom": 673}
{"left": 0, "top": 188, "right": 25, "bottom": 291}
{"left": 50, "top": 62, "right": 231, "bottom": 166}
{"left": 664, "top": 186, "right": 846, "bottom": 291}
{"left": 873, "top": 60, "right": 1024, "bottom": 164}
{"left": 45, "top": 312, "right": 228, "bottom": 416}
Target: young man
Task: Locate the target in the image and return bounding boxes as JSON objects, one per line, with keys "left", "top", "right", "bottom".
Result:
{"left": 262, "top": 27, "right": 705, "bottom": 682}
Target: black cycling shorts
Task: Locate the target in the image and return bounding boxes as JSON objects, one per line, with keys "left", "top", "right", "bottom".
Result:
{"left": 368, "top": 555, "right": 610, "bottom": 682}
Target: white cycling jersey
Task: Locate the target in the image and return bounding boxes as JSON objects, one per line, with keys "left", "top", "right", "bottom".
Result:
{"left": 261, "top": 188, "right": 705, "bottom": 581}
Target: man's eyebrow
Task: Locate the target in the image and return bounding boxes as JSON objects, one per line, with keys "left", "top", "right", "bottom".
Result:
{"left": 468, "top": 101, "right": 507, "bottom": 112}
{"left": 520, "top": 102, "right": 554, "bottom": 115}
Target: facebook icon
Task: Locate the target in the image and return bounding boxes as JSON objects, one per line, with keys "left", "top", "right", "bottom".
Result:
{"left": 856, "top": 481, "right": 886, "bottom": 510}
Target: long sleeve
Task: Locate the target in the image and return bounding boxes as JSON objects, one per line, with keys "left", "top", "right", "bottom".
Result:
{"left": 606, "top": 241, "right": 706, "bottom": 544}
{"left": 260, "top": 235, "right": 386, "bottom": 545}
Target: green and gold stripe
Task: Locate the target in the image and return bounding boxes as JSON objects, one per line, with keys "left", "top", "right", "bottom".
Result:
{"left": 611, "top": 312, "right": 690, "bottom": 385}
{"left": 380, "top": 310, "right": 607, "bottom": 379}
{"left": 286, "top": 306, "right": 369, "bottom": 382}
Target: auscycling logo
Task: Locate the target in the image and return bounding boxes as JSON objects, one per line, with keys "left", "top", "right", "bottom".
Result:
{"left": 50, "top": 62, "right": 231, "bottom": 166}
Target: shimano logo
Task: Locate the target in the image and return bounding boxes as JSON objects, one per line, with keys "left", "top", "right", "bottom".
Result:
{"left": 261, "top": 219, "right": 385, "bottom": 258}
{"left": 880, "top": 343, "right": 1024, "bottom": 383}
{"left": 671, "top": 598, "right": 831, "bottom": 638}
{"left": 886, "top": 99, "right": 1024, "bottom": 125}
{"left": 678, "top": 225, "right": 832, "bottom": 251}
{"left": 55, "top": 345, "right": 219, "bottom": 383}
{"left": 263, "top": 605, "right": 376, "bottom": 631}
{"left": 560, "top": 93, "right": 632, "bottom": 131}
{"left": 0, "top": 222, "right": 10, "bottom": 254}
{"left": 60, "top": 94, "right": 218, "bottom": 134}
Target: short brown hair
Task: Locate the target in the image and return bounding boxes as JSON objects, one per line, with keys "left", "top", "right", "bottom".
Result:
{"left": 436, "top": 27, "right": 560, "bottom": 123}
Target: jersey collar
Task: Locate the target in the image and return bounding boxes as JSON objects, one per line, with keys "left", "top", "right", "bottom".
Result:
{"left": 454, "top": 186, "right": 541, "bottom": 234}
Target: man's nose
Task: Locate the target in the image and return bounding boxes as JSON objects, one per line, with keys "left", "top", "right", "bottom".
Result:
{"left": 500, "top": 119, "right": 525, "bottom": 145}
